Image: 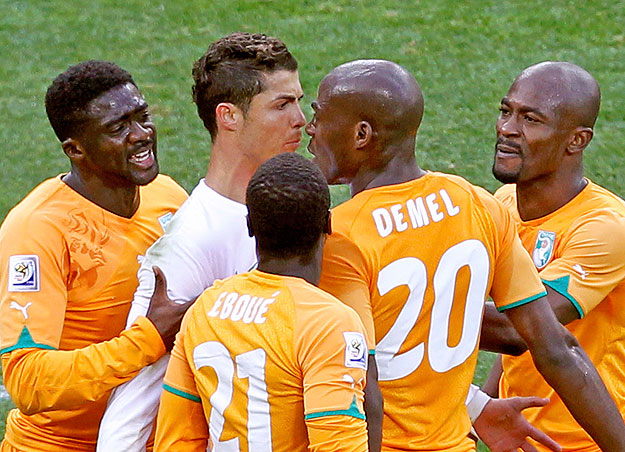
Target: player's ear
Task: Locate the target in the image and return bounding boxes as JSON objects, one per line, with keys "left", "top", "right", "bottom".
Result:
{"left": 324, "top": 211, "right": 332, "bottom": 235}
{"left": 62, "top": 138, "right": 86, "bottom": 163}
{"left": 215, "top": 102, "right": 242, "bottom": 132}
{"left": 354, "top": 121, "right": 373, "bottom": 149}
{"left": 567, "top": 126, "right": 593, "bottom": 155}
{"left": 246, "top": 213, "right": 255, "bottom": 238}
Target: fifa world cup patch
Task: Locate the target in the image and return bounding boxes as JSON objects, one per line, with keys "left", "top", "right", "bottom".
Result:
{"left": 343, "top": 331, "right": 367, "bottom": 370}
{"left": 8, "top": 255, "right": 40, "bottom": 292}
{"left": 532, "top": 230, "right": 556, "bottom": 269}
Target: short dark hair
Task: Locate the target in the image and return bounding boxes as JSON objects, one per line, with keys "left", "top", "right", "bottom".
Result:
{"left": 192, "top": 32, "right": 298, "bottom": 139}
{"left": 45, "top": 60, "right": 136, "bottom": 141}
{"left": 247, "top": 153, "right": 330, "bottom": 259}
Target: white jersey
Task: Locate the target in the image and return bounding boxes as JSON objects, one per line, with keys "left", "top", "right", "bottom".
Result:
{"left": 97, "top": 180, "right": 256, "bottom": 451}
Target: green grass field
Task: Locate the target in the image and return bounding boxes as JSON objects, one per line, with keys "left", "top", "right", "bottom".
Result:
{"left": 1, "top": 0, "right": 624, "bottom": 447}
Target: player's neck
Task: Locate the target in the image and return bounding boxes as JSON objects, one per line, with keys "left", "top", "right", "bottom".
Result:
{"left": 515, "top": 170, "right": 587, "bottom": 221}
{"left": 257, "top": 258, "right": 321, "bottom": 286}
{"left": 204, "top": 142, "right": 258, "bottom": 204}
{"left": 352, "top": 150, "right": 425, "bottom": 197}
{"left": 62, "top": 170, "right": 140, "bottom": 218}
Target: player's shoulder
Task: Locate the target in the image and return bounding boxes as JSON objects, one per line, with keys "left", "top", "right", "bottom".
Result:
{"left": 584, "top": 180, "right": 625, "bottom": 213}
{"left": 287, "top": 277, "right": 363, "bottom": 326}
{"left": 141, "top": 174, "right": 188, "bottom": 206}
{"left": 1, "top": 176, "right": 72, "bottom": 234}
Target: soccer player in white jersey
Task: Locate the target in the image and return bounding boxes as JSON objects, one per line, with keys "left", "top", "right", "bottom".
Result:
{"left": 96, "top": 32, "right": 308, "bottom": 450}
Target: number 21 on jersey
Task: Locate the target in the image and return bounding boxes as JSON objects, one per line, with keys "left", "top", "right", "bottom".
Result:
{"left": 193, "top": 342, "right": 271, "bottom": 452}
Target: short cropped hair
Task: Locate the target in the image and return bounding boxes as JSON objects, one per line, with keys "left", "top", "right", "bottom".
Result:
{"left": 45, "top": 60, "right": 136, "bottom": 142}
{"left": 192, "top": 32, "right": 298, "bottom": 139}
{"left": 247, "top": 153, "right": 330, "bottom": 260}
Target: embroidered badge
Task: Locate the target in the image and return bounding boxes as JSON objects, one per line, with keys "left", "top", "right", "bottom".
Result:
{"left": 533, "top": 230, "right": 556, "bottom": 269}
{"left": 8, "top": 255, "right": 40, "bottom": 292}
{"left": 343, "top": 331, "right": 367, "bottom": 370}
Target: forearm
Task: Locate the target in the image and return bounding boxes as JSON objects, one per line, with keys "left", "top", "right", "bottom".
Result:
{"left": 97, "top": 355, "right": 171, "bottom": 452}
{"left": 2, "top": 316, "right": 165, "bottom": 415}
{"left": 307, "top": 415, "right": 368, "bottom": 452}
{"left": 531, "top": 332, "right": 625, "bottom": 451}
{"left": 154, "top": 390, "right": 208, "bottom": 452}
{"left": 480, "top": 302, "right": 527, "bottom": 355}
{"left": 364, "top": 357, "right": 383, "bottom": 452}
{"left": 481, "top": 354, "right": 502, "bottom": 398}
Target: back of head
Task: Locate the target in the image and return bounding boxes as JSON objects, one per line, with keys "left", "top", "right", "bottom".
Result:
{"left": 246, "top": 153, "right": 330, "bottom": 259}
{"left": 514, "top": 61, "right": 601, "bottom": 128}
{"left": 324, "top": 59, "right": 424, "bottom": 140}
{"left": 193, "top": 32, "right": 298, "bottom": 139}
{"left": 45, "top": 60, "right": 135, "bottom": 142}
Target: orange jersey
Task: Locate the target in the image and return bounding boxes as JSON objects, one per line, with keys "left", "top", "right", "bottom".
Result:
{"left": 0, "top": 174, "right": 187, "bottom": 451}
{"left": 319, "top": 172, "right": 546, "bottom": 452}
{"left": 155, "top": 270, "right": 368, "bottom": 452}
{"left": 496, "top": 181, "right": 625, "bottom": 452}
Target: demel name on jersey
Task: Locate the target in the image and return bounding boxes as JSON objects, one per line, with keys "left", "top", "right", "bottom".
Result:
{"left": 372, "top": 188, "right": 460, "bottom": 238}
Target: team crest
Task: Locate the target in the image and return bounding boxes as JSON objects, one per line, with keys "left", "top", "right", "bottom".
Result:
{"left": 533, "top": 230, "right": 556, "bottom": 269}
{"left": 8, "top": 255, "right": 40, "bottom": 292}
{"left": 343, "top": 332, "right": 367, "bottom": 370}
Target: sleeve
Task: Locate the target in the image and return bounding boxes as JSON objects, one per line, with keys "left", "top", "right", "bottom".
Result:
{"left": 539, "top": 210, "right": 625, "bottom": 317}
{"left": 154, "top": 323, "right": 209, "bottom": 452}
{"left": 296, "top": 301, "right": 368, "bottom": 451}
{"left": 1, "top": 316, "right": 165, "bottom": 415}
{"left": 306, "top": 416, "right": 368, "bottom": 452}
{"left": 477, "top": 190, "right": 547, "bottom": 311}
{"left": 0, "top": 214, "right": 69, "bottom": 352}
{"left": 99, "top": 216, "right": 214, "bottom": 451}
{"left": 319, "top": 232, "right": 376, "bottom": 352}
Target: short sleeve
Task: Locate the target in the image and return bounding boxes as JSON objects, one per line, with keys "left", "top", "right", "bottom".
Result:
{"left": 319, "top": 233, "right": 375, "bottom": 351}
{"left": 0, "top": 213, "right": 68, "bottom": 353}
{"left": 476, "top": 190, "right": 547, "bottom": 311}
{"left": 163, "top": 314, "right": 200, "bottom": 402}
{"left": 295, "top": 302, "right": 367, "bottom": 420}
{"left": 539, "top": 210, "right": 625, "bottom": 317}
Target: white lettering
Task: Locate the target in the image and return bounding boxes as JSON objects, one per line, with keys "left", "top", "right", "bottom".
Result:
{"left": 439, "top": 189, "right": 460, "bottom": 216}
{"left": 220, "top": 292, "right": 239, "bottom": 319}
{"left": 208, "top": 291, "right": 227, "bottom": 317}
{"left": 426, "top": 193, "right": 444, "bottom": 222}
{"left": 243, "top": 297, "right": 262, "bottom": 324}
{"left": 390, "top": 204, "right": 408, "bottom": 232}
{"left": 231, "top": 294, "right": 251, "bottom": 321}
{"left": 372, "top": 208, "right": 393, "bottom": 238}
{"left": 406, "top": 197, "right": 430, "bottom": 228}
{"left": 254, "top": 298, "right": 275, "bottom": 324}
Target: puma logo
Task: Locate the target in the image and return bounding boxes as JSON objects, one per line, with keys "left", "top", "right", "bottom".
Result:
{"left": 10, "top": 301, "right": 32, "bottom": 319}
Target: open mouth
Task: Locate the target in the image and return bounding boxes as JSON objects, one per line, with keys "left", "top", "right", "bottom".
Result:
{"left": 129, "top": 149, "right": 155, "bottom": 167}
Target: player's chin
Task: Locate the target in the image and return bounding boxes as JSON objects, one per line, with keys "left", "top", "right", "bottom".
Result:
{"left": 283, "top": 141, "right": 301, "bottom": 153}
{"left": 130, "top": 164, "right": 160, "bottom": 186}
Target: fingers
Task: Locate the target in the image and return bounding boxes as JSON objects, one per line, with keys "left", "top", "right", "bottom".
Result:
{"left": 519, "top": 440, "right": 540, "bottom": 452}
{"left": 152, "top": 266, "right": 167, "bottom": 294}
{"left": 513, "top": 396, "right": 550, "bottom": 410}
{"left": 527, "top": 426, "right": 561, "bottom": 452}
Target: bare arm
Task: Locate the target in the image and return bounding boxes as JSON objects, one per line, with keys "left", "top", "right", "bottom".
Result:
{"left": 364, "top": 355, "right": 383, "bottom": 452}
{"left": 481, "top": 354, "right": 502, "bottom": 398}
{"left": 505, "top": 296, "right": 625, "bottom": 450}
{"left": 480, "top": 287, "right": 581, "bottom": 355}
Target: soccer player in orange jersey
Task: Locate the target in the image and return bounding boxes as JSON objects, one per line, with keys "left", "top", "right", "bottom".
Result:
{"left": 306, "top": 59, "right": 625, "bottom": 452}
{"left": 0, "top": 61, "right": 190, "bottom": 451}
{"left": 154, "top": 152, "right": 369, "bottom": 452}
{"left": 480, "top": 62, "right": 625, "bottom": 452}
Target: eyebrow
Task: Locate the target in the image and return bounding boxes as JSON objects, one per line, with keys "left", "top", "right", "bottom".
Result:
{"left": 272, "top": 93, "right": 304, "bottom": 102}
{"left": 501, "top": 98, "right": 547, "bottom": 118}
{"left": 102, "top": 102, "right": 149, "bottom": 126}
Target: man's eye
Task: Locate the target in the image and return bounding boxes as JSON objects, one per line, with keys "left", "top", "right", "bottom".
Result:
{"left": 524, "top": 115, "right": 539, "bottom": 123}
{"left": 110, "top": 123, "right": 125, "bottom": 133}
{"left": 498, "top": 107, "right": 510, "bottom": 115}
